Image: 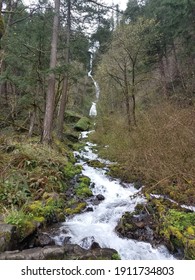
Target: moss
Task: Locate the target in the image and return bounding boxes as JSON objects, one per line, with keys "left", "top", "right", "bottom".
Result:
{"left": 64, "top": 202, "right": 87, "bottom": 215}
{"left": 87, "top": 160, "right": 106, "bottom": 169}
{"left": 64, "top": 110, "right": 82, "bottom": 123}
{"left": 76, "top": 187, "right": 93, "bottom": 198}
{"left": 158, "top": 208, "right": 195, "bottom": 259}
{"left": 78, "top": 176, "right": 91, "bottom": 186}
{"left": 72, "top": 142, "right": 86, "bottom": 151}
{"left": 27, "top": 194, "right": 65, "bottom": 223}
{"left": 0, "top": 15, "right": 5, "bottom": 39}
{"left": 74, "top": 176, "right": 93, "bottom": 198}
{"left": 111, "top": 253, "right": 121, "bottom": 260}
{"left": 186, "top": 227, "right": 195, "bottom": 236}
{"left": 74, "top": 117, "right": 91, "bottom": 131}
{"left": 185, "top": 240, "right": 195, "bottom": 259}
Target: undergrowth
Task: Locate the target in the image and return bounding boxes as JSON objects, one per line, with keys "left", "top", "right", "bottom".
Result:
{"left": 90, "top": 102, "right": 195, "bottom": 205}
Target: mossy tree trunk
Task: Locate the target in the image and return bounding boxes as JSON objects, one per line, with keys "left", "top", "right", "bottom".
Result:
{"left": 42, "top": 0, "right": 60, "bottom": 144}
{"left": 57, "top": 0, "right": 71, "bottom": 140}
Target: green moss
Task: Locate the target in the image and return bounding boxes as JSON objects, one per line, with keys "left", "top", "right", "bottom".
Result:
{"left": 74, "top": 176, "right": 93, "bottom": 198}
{"left": 78, "top": 176, "right": 91, "bottom": 186}
{"left": 185, "top": 240, "right": 195, "bottom": 259}
{"left": 111, "top": 253, "right": 121, "bottom": 260}
{"left": 76, "top": 187, "right": 93, "bottom": 198}
{"left": 74, "top": 117, "right": 91, "bottom": 131}
{"left": 159, "top": 208, "right": 195, "bottom": 259}
{"left": 64, "top": 202, "right": 87, "bottom": 215}
{"left": 87, "top": 160, "right": 106, "bottom": 169}
{"left": 27, "top": 194, "right": 65, "bottom": 223}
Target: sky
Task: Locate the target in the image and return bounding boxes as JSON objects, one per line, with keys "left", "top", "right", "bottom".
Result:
{"left": 105, "top": 0, "right": 128, "bottom": 11}
{"left": 23, "top": 0, "right": 129, "bottom": 11}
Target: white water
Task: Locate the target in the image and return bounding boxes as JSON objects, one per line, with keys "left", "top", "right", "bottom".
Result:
{"left": 88, "top": 52, "right": 100, "bottom": 117}
{"left": 54, "top": 134, "right": 175, "bottom": 260}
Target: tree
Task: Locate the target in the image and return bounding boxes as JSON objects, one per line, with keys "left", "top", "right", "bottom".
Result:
{"left": 99, "top": 18, "right": 156, "bottom": 129}
{"left": 42, "top": 0, "right": 60, "bottom": 143}
{"left": 56, "top": 0, "right": 70, "bottom": 140}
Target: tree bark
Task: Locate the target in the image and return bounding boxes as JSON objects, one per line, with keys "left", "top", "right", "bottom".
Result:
{"left": 42, "top": 0, "right": 60, "bottom": 144}
{"left": 124, "top": 63, "right": 131, "bottom": 131}
{"left": 57, "top": 0, "right": 71, "bottom": 140}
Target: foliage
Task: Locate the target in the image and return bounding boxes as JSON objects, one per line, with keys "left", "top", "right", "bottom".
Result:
{"left": 63, "top": 162, "right": 82, "bottom": 179}
{"left": 5, "top": 209, "right": 36, "bottom": 240}
{"left": 163, "top": 209, "right": 195, "bottom": 233}
{"left": 91, "top": 102, "right": 195, "bottom": 205}
{"left": 0, "top": 173, "right": 30, "bottom": 207}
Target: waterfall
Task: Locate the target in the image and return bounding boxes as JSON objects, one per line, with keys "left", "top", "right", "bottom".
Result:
{"left": 88, "top": 51, "right": 100, "bottom": 117}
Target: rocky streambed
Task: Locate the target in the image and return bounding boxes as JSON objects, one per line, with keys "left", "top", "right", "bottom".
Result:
{"left": 1, "top": 131, "right": 195, "bottom": 260}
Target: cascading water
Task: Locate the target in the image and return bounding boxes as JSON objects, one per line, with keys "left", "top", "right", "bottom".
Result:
{"left": 53, "top": 49, "right": 176, "bottom": 260}
{"left": 88, "top": 51, "right": 100, "bottom": 117}
{"left": 54, "top": 132, "right": 175, "bottom": 260}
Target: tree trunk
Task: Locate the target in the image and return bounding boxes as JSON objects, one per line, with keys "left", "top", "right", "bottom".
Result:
{"left": 57, "top": 0, "right": 71, "bottom": 140}
{"left": 131, "top": 64, "right": 136, "bottom": 126}
{"left": 42, "top": 0, "right": 60, "bottom": 144}
{"left": 124, "top": 64, "right": 131, "bottom": 131}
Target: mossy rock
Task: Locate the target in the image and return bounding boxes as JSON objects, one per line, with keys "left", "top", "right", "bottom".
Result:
{"left": 78, "top": 176, "right": 91, "bottom": 186}
{"left": 4, "top": 210, "right": 37, "bottom": 241}
{"left": 64, "top": 202, "right": 87, "bottom": 215}
{"left": 107, "top": 163, "right": 141, "bottom": 183}
{"left": 88, "top": 160, "right": 106, "bottom": 169}
{"left": 74, "top": 117, "right": 91, "bottom": 131}
{"left": 157, "top": 208, "right": 195, "bottom": 259}
{"left": 74, "top": 175, "right": 93, "bottom": 198}
{"left": 76, "top": 186, "right": 93, "bottom": 198}
{"left": 0, "top": 224, "right": 17, "bottom": 252}
{"left": 64, "top": 111, "right": 82, "bottom": 123}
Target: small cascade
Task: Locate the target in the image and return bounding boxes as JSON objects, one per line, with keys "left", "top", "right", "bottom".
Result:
{"left": 53, "top": 132, "right": 175, "bottom": 260}
{"left": 88, "top": 51, "right": 100, "bottom": 117}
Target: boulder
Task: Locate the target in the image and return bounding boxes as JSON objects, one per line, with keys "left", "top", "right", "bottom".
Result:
{"left": 35, "top": 233, "right": 55, "bottom": 247}
{"left": 96, "top": 194, "right": 105, "bottom": 201}
{"left": 0, "top": 223, "right": 17, "bottom": 252}
{"left": 115, "top": 211, "right": 157, "bottom": 245}
{"left": 74, "top": 117, "right": 91, "bottom": 131}
{"left": 0, "top": 244, "right": 118, "bottom": 260}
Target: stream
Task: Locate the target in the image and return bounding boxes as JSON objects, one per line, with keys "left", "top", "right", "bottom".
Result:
{"left": 54, "top": 132, "right": 175, "bottom": 260}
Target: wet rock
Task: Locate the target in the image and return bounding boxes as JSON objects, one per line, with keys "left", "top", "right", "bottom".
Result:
{"left": 134, "top": 180, "right": 143, "bottom": 190}
{"left": 86, "top": 207, "right": 93, "bottom": 212}
{"left": 115, "top": 211, "right": 158, "bottom": 245}
{"left": 90, "top": 242, "right": 101, "bottom": 250}
{"left": 0, "top": 244, "right": 118, "bottom": 260}
{"left": 35, "top": 233, "right": 55, "bottom": 247}
{"left": 93, "top": 199, "right": 101, "bottom": 206}
{"left": 63, "top": 237, "right": 71, "bottom": 244}
{"left": 0, "top": 224, "right": 17, "bottom": 253}
{"left": 80, "top": 236, "right": 95, "bottom": 248}
{"left": 96, "top": 194, "right": 105, "bottom": 201}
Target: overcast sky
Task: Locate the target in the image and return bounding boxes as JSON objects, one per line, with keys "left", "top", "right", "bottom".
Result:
{"left": 23, "top": 0, "right": 128, "bottom": 11}
{"left": 105, "top": 0, "right": 128, "bottom": 11}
